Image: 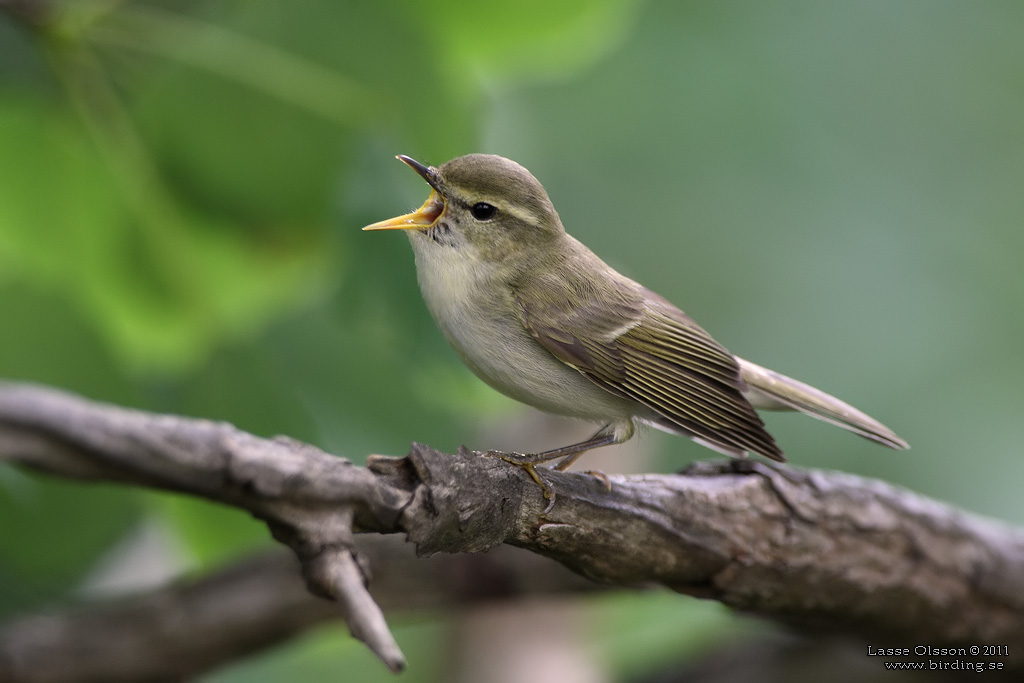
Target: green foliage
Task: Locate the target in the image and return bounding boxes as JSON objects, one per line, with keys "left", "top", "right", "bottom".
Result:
{"left": 398, "top": 0, "right": 640, "bottom": 86}
{"left": 0, "top": 87, "right": 330, "bottom": 372}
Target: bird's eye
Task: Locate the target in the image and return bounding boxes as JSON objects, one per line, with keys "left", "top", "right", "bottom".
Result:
{"left": 470, "top": 202, "right": 496, "bottom": 221}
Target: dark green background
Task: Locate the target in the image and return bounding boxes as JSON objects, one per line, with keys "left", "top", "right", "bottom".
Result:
{"left": 2, "top": 1, "right": 1021, "bottom": 680}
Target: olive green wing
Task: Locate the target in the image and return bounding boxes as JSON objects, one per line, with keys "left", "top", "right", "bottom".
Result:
{"left": 514, "top": 277, "right": 783, "bottom": 461}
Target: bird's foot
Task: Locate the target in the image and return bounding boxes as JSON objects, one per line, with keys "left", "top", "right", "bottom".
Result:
{"left": 483, "top": 450, "right": 557, "bottom": 513}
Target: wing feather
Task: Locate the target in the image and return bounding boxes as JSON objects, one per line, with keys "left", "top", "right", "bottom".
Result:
{"left": 514, "top": 272, "right": 783, "bottom": 461}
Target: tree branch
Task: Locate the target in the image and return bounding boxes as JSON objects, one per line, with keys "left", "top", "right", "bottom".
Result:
{"left": 0, "top": 539, "right": 597, "bottom": 683}
{"left": 1, "top": 381, "right": 1023, "bottom": 676}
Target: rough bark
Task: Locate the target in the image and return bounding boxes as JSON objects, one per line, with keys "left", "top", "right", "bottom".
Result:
{"left": 1, "top": 381, "right": 1022, "bottom": 679}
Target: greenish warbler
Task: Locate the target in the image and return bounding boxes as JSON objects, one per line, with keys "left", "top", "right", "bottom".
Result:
{"left": 364, "top": 154, "right": 908, "bottom": 472}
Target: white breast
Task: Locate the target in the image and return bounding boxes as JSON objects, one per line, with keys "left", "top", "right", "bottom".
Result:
{"left": 409, "top": 237, "right": 635, "bottom": 422}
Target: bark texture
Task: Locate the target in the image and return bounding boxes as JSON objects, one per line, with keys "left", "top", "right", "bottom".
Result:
{"left": 1, "top": 381, "right": 1022, "bottom": 679}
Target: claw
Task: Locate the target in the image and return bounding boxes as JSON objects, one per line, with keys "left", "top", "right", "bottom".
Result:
{"left": 584, "top": 469, "right": 612, "bottom": 492}
{"left": 483, "top": 450, "right": 557, "bottom": 511}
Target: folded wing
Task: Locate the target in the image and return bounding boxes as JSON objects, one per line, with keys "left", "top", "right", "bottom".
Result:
{"left": 514, "top": 274, "right": 784, "bottom": 461}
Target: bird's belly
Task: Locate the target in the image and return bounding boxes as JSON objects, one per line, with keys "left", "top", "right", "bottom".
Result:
{"left": 449, "top": 313, "right": 630, "bottom": 419}
{"left": 417, "top": 264, "right": 634, "bottom": 422}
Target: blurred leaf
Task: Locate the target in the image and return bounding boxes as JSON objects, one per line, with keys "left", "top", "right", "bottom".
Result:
{"left": 397, "top": 0, "right": 642, "bottom": 86}
{"left": 94, "top": 3, "right": 376, "bottom": 129}
{"left": 0, "top": 93, "right": 332, "bottom": 371}
{"left": 0, "top": 286, "right": 134, "bottom": 397}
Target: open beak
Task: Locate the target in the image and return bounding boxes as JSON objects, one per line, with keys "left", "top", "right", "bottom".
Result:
{"left": 362, "top": 155, "right": 445, "bottom": 232}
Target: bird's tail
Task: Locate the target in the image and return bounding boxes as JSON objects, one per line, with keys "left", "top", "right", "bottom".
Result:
{"left": 737, "top": 358, "right": 909, "bottom": 450}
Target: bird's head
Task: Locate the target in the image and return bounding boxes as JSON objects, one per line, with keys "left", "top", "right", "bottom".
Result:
{"left": 363, "top": 154, "right": 564, "bottom": 262}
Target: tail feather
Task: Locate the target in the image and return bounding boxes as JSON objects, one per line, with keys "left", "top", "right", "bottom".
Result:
{"left": 737, "top": 358, "right": 909, "bottom": 451}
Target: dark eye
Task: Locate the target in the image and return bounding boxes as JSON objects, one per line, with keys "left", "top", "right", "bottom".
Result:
{"left": 470, "top": 202, "right": 496, "bottom": 221}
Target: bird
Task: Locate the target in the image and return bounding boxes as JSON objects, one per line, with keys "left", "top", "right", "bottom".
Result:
{"left": 364, "top": 153, "right": 908, "bottom": 482}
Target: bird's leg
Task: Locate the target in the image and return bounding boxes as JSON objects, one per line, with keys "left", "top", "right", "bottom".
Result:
{"left": 489, "top": 424, "right": 619, "bottom": 467}
{"left": 551, "top": 434, "right": 617, "bottom": 470}
{"left": 485, "top": 424, "right": 626, "bottom": 509}
{"left": 550, "top": 429, "right": 617, "bottom": 492}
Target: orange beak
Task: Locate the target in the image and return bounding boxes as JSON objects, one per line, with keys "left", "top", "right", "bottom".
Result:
{"left": 362, "top": 155, "right": 445, "bottom": 232}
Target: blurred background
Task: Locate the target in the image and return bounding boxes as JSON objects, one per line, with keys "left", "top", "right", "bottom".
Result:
{"left": 1, "top": 0, "right": 1022, "bottom": 681}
